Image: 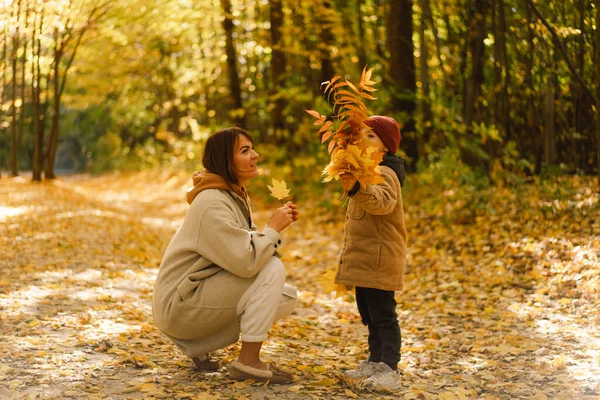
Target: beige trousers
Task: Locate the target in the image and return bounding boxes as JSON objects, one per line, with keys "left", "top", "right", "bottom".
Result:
{"left": 165, "top": 257, "right": 297, "bottom": 358}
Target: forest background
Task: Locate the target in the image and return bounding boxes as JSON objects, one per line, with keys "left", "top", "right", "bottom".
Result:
{"left": 1, "top": 0, "right": 600, "bottom": 188}
{"left": 1, "top": 1, "right": 600, "bottom": 399}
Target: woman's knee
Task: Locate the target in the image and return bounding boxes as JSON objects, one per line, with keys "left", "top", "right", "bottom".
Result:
{"left": 256, "top": 257, "right": 286, "bottom": 285}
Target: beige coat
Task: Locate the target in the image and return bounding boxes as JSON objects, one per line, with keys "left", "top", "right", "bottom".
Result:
{"left": 152, "top": 173, "right": 282, "bottom": 353}
{"left": 335, "top": 166, "right": 407, "bottom": 291}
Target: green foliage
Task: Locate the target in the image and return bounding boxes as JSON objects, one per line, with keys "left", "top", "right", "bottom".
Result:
{"left": 413, "top": 147, "right": 494, "bottom": 225}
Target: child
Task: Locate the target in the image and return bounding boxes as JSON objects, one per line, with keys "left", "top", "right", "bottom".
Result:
{"left": 337, "top": 115, "right": 407, "bottom": 390}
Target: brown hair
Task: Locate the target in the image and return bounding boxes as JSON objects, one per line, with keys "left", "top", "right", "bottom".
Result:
{"left": 202, "top": 127, "right": 254, "bottom": 186}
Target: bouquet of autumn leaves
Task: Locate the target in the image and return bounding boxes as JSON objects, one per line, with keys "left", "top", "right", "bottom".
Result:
{"left": 306, "top": 67, "right": 384, "bottom": 190}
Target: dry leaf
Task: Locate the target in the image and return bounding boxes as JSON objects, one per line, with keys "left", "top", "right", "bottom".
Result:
{"left": 267, "top": 178, "right": 291, "bottom": 200}
{"left": 306, "top": 66, "right": 383, "bottom": 190}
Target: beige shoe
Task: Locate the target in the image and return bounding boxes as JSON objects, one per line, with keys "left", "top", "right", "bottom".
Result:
{"left": 229, "top": 360, "right": 294, "bottom": 384}
{"left": 344, "top": 361, "right": 382, "bottom": 379}
{"left": 192, "top": 354, "right": 220, "bottom": 371}
{"left": 362, "top": 363, "right": 403, "bottom": 390}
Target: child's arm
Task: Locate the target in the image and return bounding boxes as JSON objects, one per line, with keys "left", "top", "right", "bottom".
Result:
{"left": 345, "top": 167, "right": 399, "bottom": 215}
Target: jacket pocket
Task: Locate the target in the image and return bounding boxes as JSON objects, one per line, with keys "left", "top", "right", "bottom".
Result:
{"left": 348, "top": 204, "right": 365, "bottom": 220}
{"left": 177, "top": 267, "right": 221, "bottom": 304}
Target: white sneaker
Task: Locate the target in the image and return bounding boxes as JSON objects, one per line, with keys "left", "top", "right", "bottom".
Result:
{"left": 344, "top": 361, "right": 381, "bottom": 379}
{"left": 362, "top": 362, "right": 402, "bottom": 390}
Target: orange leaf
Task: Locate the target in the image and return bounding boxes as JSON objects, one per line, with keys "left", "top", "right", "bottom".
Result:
{"left": 321, "top": 75, "right": 341, "bottom": 95}
{"left": 318, "top": 121, "right": 334, "bottom": 134}
{"left": 359, "top": 92, "right": 377, "bottom": 101}
{"left": 313, "top": 115, "right": 327, "bottom": 126}
{"left": 305, "top": 109, "right": 322, "bottom": 119}
{"left": 346, "top": 79, "right": 360, "bottom": 95}
{"left": 321, "top": 131, "right": 332, "bottom": 143}
{"left": 328, "top": 140, "right": 336, "bottom": 154}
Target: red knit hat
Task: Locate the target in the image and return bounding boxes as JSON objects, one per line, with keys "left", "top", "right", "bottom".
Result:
{"left": 365, "top": 116, "right": 401, "bottom": 154}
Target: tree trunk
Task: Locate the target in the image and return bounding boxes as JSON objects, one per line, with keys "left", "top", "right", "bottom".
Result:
{"left": 573, "top": 0, "right": 586, "bottom": 171}
{"left": 423, "top": 0, "right": 448, "bottom": 96}
{"left": 269, "top": 0, "right": 286, "bottom": 136}
{"left": 45, "top": 34, "right": 60, "bottom": 180}
{"left": 32, "top": 7, "right": 43, "bottom": 182}
{"left": 544, "top": 69, "right": 557, "bottom": 166}
{"left": 18, "top": 1, "right": 29, "bottom": 174}
{"left": 290, "top": 5, "right": 317, "bottom": 97}
{"left": 355, "top": 0, "right": 367, "bottom": 68}
{"left": 463, "top": 0, "right": 488, "bottom": 128}
{"left": 524, "top": 0, "right": 541, "bottom": 174}
{"left": 461, "top": 0, "right": 489, "bottom": 168}
{"left": 221, "top": 0, "right": 245, "bottom": 127}
{"left": 318, "top": 0, "right": 335, "bottom": 86}
{"left": 493, "top": 0, "right": 510, "bottom": 142}
{"left": 0, "top": 17, "right": 7, "bottom": 179}
{"left": 596, "top": 0, "right": 600, "bottom": 183}
{"left": 419, "top": 0, "right": 432, "bottom": 155}
{"left": 10, "top": 0, "right": 22, "bottom": 177}
{"left": 387, "top": 0, "right": 417, "bottom": 169}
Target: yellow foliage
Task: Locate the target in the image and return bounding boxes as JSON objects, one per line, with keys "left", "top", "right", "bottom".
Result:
{"left": 306, "top": 67, "right": 383, "bottom": 189}
{"left": 267, "top": 178, "right": 291, "bottom": 200}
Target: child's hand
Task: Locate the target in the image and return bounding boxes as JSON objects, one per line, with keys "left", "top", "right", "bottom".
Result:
{"left": 341, "top": 173, "right": 358, "bottom": 192}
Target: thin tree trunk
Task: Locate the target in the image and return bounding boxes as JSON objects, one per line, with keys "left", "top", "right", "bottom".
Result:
{"left": 544, "top": 65, "right": 557, "bottom": 166}
{"left": 525, "top": 0, "right": 596, "bottom": 104}
{"left": 0, "top": 17, "right": 8, "bottom": 178}
{"left": 10, "top": 0, "right": 22, "bottom": 177}
{"left": 45, "top": 30, "right": 60, "bottom": 180}
{"left": 221, "top": 0, "right": 245, "bottom": 127}
{"left": 493, "top": 0, "right": 509, "bottom": 141}
{"left": 419, "top": 0, "right": 432, "bottom": 155}
{"left": 269, "top": 0, "right": 285, "bottom": 136}
{"left": 18, "top": 1, "right": 29, "bottom": 173}
{"left": 373, "top": 0, "right": 386, "bottom": 60}
{"left": 463, "top": 0, "right": 488, "bottom": 128}
{"left": 574, "top": 0, "right": 586, "bottom": 170}
{"left": 387, "top": 0, "right": 417, "bottom": 169}
{"left": 355, "top": 0, "right": 367, "bottom": 68}
{"left": 318, "top": 0, "right": 335, "bottom": 87}
{"left": 423, "top": 0, "right": 448, "bottom": 93}
{"left": 32, "top": 3, "right": 42, "bottom": 181}
{"left": 498, "top": 0, "right": 511, "bottom": 142}
{"left": 44, "top": 1, "right": 111, "bottom": 179}
{"left": 524, "top": 0, "right": 541, "bottom": 174}
{"left": 596, "top": 0, "right": 600, "bottom": 184}
{"left": 462, "top": 0, "right": 489, "bottom": 168}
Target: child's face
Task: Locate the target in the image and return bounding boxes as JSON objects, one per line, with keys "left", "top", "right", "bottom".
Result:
{"left": 363, "top": 129, "right": 388, "bottom": 153}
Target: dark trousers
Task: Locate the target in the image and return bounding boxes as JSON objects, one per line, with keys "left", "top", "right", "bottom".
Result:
{"left": 355, "top": 286, "right": 401, "bottom": 371}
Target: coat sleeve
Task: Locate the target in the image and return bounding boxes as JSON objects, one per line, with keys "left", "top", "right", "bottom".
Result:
{"left": 349, "top": 167, "right": 399, "bottom": 215}
{"left": 195, "top": 203, "right": 281, "bottom": 278}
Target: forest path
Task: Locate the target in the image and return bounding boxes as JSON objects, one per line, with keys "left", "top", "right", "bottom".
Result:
{"left": 0, "top": 172, "right": 598, "bottom": 399}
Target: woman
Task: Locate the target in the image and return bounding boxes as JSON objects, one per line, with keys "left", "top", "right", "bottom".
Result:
{"left": 152, "top": 127, "right": 299, "bottom": 383}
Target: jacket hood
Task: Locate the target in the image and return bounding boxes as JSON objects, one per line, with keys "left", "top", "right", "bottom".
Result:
{"left": 186, "top": 170, "right": 247, "bottom": 205}
{"left": 380, "top": 154, "right": 406, "bottom": 187}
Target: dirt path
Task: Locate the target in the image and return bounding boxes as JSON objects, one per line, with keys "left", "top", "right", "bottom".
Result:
{"left": 0, "top": 172, "right": 598, "bottom": 399}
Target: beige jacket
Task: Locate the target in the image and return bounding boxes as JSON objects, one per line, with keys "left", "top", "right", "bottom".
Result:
{"left": 152, "top": 172, "right": 281, "bottom": 338}
{"left": 335, "top": 166, "right": 407, "bottom": 291}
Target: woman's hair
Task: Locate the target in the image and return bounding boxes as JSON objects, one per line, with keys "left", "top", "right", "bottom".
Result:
{"left": 202, "top": 127, "right": 254, "bottom": 186}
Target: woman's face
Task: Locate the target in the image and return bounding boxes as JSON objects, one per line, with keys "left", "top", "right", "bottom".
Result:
{"left": 233, "top": 135, "right": 259, "bottom": 185}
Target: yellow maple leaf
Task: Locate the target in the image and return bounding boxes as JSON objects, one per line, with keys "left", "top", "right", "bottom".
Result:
{"left": 319, "top": 268, "right": 352, "bottom": 299}
{"left": 267, "top": 178, "right": 291, "bottom": 200}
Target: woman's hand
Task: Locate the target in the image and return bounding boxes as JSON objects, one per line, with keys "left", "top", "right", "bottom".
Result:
{"left": 341, "top": 173, "right": 358, "bottom": 192}
{"left": 268, "top": 202, "right": 299, "bottom": 232}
